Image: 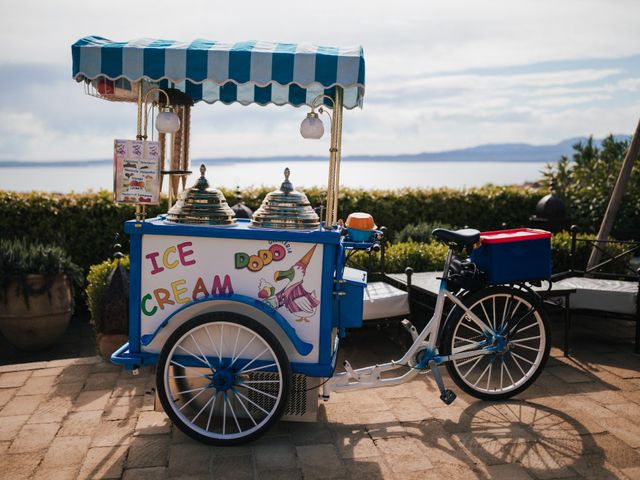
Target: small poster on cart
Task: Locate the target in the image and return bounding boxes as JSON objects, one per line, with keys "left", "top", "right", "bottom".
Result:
{"left": 113, "top": 139, "right": 161, "bottom": 205}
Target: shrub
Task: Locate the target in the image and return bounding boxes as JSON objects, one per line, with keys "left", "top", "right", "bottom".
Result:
{"left": 0, "top": 186, "right": 541, "bottom": 274}
{"left": 0, "top": 238, "right": 83, "bottom": 307}
{"left": 543, "top": 135, "right": 639, "bottom": 239}
{"left": 396, "top": 222, "right": 453, "bottom": 243}
{"left": 349, "top": 241, "right": 449, "bottom": 273}
{"left": 86, "top": 256, "right": 130, "bottom": 333}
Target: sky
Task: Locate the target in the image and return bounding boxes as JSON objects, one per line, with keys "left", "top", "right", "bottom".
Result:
{"left": 0, "top": 0, "right": 639, "bottom": 161}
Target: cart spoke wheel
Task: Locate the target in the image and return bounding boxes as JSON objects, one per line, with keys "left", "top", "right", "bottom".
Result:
{"left": 157, "top": 313, "right": 290, "bottom": 445}
{"left": 444, "top": 287, "right": 550, "bottom": 400}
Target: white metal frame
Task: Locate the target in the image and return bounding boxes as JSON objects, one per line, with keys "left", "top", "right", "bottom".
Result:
{"left": 324, "top": 248, "right": 496, "bottom": 395}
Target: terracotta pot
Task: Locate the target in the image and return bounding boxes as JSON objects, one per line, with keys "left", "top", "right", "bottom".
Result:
{"left": 0, "top": 274, "right": 71, "bottom": 351}
{"left": 97, "top": 333, "right": 129, "bottom": 360}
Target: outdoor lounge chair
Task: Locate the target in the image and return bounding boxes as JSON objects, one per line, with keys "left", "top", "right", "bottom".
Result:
{"left": 552, "top": 227, "right": 640, "bottom": 354}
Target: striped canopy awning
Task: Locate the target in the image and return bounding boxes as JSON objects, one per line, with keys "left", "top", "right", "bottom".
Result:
{"left": 72, "top": 36, "right": 365, "bottom": 108}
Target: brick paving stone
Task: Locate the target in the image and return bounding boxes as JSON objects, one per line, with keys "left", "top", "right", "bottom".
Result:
{"left": 135, "top": 410, "right": 172, "bottom": 435}
{"left": 0, "top": 394, "right": 44, "bottom": 417}
{"left": 383, "top": 452, "right": 435, "bottom": 473}
{"left": 32, "top": 465, "right": 81, "bottom": 480}
{"left": 0, "top": 414, "right": 29, "bottom": 441}
{"left": 604, "top": 402, "right": 640, "bottom": 417}
{"left": 296, "top": 443, "right": 345, "bottom": 479}
{"left": 91, "top": 418, "right": 137, "bottom": 447}
{"left": 209, "top": 444, "right": 253, "bottom": 458}
{"left": 74, "top": 389, "right": 112, "bottom": 412}
{"left": 383, "top": 396, "right": 431, "bottom": 422}
{"left": 587, "top": 390, "right": 630, "bottom": 405}
{"left": 170, "top": 425, "right": 192, "bottom": 444}
{"left": 487, "top": 463, "right": 535, "bottom": 480}
{"left": 78, "top": 445, "right": 129, "bottom": 479}
{"left": 0, "top": 451, "right": 44, "bottom": 480}
{"left": 343, "top": 457, "right": 393, "bottom": 479}
{"left": 287, "top": 420, "right": 333, "bottom": 446}
{"left": 31, "top": 367, "right": 64, "bottom": 378}
{"left": 210, "top": 453, "right": 254, "bottom": 480}
{"left": 40, "top": 435, "right": 92, "bottom": 467}
{"left": 9, "top": 422, "right": 60, "bottom": 453}
{"left": 16, "top": 375, "right": 58, "bottom": 396}
{"left": 567, "top": 453, "right": 627, "bottom": 480}
{"left": 547, "top": 365, "right": 594, "bottom": 384}
{"left": 0, "top": 387, "right": 16, "bottom": 407}
{"left": 596, "top": 417, "right": 640, "bottom": 448}
{"left": 57, "top": 365, "right": 93, "bottom": 384}
{"left": 48, "top": 381, "right": 84, "bottom": 398}
{"left": 127, "top": 434, "right": 170, "bottom": 468}
{"left": 122, "top": 466, "right": 168, "bottom": 480}
{"left": 111, "top": 378, "right": 148, "bottom": 398}
{"left": 621, "top": 466, "right": 640, "bottom": 479}
{"left": 0, "top": 370, "right": 32, "bottom": 388}
{"left": 331, "top": 390, "right": 390, "bottom": 412}
{"left": 599, "top": 356, "right": 640, "bottom": 380}
{"left": 84, "top": 372, "right": 120, "bottom": 391}
{"left": 58, "top": 410, "right": 103, "bottom": 437}
{"left": 333, "top": 427, "right": 379, "bottom": 459}
{"left": 167, "top": 441, "right": 212, "bottom": 476}
{"left": 27, "top": 396, "right": 74, "bottom": 424}
{"left": 103, "top": 404, "right": 138, "bottom": 421}
{"left": 253, "top": 436, "right": 296, "bottom": 471}
{"left": 91, "top": 361, "right": 123, "bottom": 374}
{"left": 257, "top": 467, "right": 304, "bottom": 480}
{"left": 364, "top": 422, "right": 406, "bottom": 441}
{"left": 0, "top": 440, "right": 9, "bottom": 453}
{"left": 586, "top": 433, "right": 640, "bottom": 469}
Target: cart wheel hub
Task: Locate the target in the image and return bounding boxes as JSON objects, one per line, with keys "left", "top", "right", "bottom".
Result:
{"left": 493, "top": 334, "right": 508, "bottom": 353}
{"left": 210, "top": 369, "right": 235, "bottom": 392}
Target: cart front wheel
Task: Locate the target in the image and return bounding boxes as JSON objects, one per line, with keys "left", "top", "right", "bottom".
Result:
{"left": 156, "top": 312, "right": 291, "bottom": 445}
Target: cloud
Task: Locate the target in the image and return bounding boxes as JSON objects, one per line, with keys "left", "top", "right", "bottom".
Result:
{"left": 0, "top": 1, "right": 639, "bottom": 160}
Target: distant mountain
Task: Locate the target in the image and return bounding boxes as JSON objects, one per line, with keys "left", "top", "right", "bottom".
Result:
{"left": 0, "top": 136, "right": 630, "bottom": 168}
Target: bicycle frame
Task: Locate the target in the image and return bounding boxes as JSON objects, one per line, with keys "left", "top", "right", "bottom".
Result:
{"left": 324, "top": 248, "right": 495, "bottom": 395}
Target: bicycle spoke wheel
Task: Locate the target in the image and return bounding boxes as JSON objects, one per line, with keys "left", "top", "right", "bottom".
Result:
{"left": 443, "top": 286, "right": 550, "bottom": 400}
{"left": 156, "top": 312, "right": 291, "bottom": 445}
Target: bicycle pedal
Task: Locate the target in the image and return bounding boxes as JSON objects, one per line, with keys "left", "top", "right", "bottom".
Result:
{"left": 440, "top": 389, "right": 457, "bottom": 405}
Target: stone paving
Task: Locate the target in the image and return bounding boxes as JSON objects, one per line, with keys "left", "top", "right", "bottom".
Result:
{"left": 0, "top": 317, "right": 639, "bottom": 479}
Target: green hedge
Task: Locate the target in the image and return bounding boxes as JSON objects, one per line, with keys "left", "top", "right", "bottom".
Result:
{"left": 86, "top": 256, "right": 130, "bottom": 333}
{"left": 0, "top": 186, "right": 541, "bottom": 274}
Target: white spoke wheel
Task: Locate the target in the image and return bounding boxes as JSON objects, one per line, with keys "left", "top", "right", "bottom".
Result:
{"left": 442, "top": 286, "right": 550, "bottom": 400}
{"left": 156, "top": 313, "right": 291, "bottom": 445}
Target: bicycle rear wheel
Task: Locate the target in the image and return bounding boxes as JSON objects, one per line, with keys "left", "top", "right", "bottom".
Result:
{"left": 441, "top": 286, "right": 550, "bottom": 400}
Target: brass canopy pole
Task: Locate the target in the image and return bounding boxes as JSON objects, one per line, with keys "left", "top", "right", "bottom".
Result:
{"left": 331, "top": 87, "right": 344, "bottom": 225}
{"left": 326, "top": 113, "right": 336, "bottom": 225}
{"left": 135, "top": 82, "right": 144, "bottom": 222}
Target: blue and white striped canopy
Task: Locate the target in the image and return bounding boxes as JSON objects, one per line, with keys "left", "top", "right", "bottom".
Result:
{"left": 72, "top": 36, "right": 365, "bottom": 108}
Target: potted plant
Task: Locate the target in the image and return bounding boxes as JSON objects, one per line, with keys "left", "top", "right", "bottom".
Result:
{"left": 0, "top": 239, "right": 83, "bottom": 351}
{"left": 86, "top": 255, "right": 130, "bottom": 358}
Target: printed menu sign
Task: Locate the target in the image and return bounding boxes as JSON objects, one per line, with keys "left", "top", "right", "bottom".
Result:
{"left": 113, "top": 139, "right": 161, "bottom": 205}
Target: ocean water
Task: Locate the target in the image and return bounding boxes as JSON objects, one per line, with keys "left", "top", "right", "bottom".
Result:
{"left": 0, "top": 160, "right": 548, "bottom": 193}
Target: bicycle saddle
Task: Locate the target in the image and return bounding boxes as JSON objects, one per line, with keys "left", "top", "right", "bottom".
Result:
{"left": 432, "top": 228, "right": 480, "bottom": 246}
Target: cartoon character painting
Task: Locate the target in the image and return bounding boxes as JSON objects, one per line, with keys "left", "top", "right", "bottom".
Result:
{"left": 272, "top": 245, "right": 320, "bottom": 322}
{"left": 257, "top": 278, "right": 277, "bottom": 309}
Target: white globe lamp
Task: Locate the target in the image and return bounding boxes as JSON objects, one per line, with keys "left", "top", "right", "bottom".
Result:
{"left": 156, "top": 108, "right": 181, "bottom": 134}
{"left": 300, "top": 112, "right": 324, "bottom": 139}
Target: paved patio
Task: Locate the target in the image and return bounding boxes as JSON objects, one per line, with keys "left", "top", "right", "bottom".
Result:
{"left": 1, "top": 316, "right": 639, "bottom": 479}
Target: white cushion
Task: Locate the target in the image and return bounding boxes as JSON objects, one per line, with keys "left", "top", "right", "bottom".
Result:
{"left": 363, "top": 281, "right": 410, "bottom": 321}
{"left": 553, "top": 277, "right": 638, "bottom": 315}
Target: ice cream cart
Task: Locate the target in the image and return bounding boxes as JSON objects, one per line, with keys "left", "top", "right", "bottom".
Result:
{"left": 71, "top": 36, "right": 552, "bottom": 446}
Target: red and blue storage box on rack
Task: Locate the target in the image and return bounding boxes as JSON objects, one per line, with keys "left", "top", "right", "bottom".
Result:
{"left": 471, "top": 228, "right": 552, "bottom": 284}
